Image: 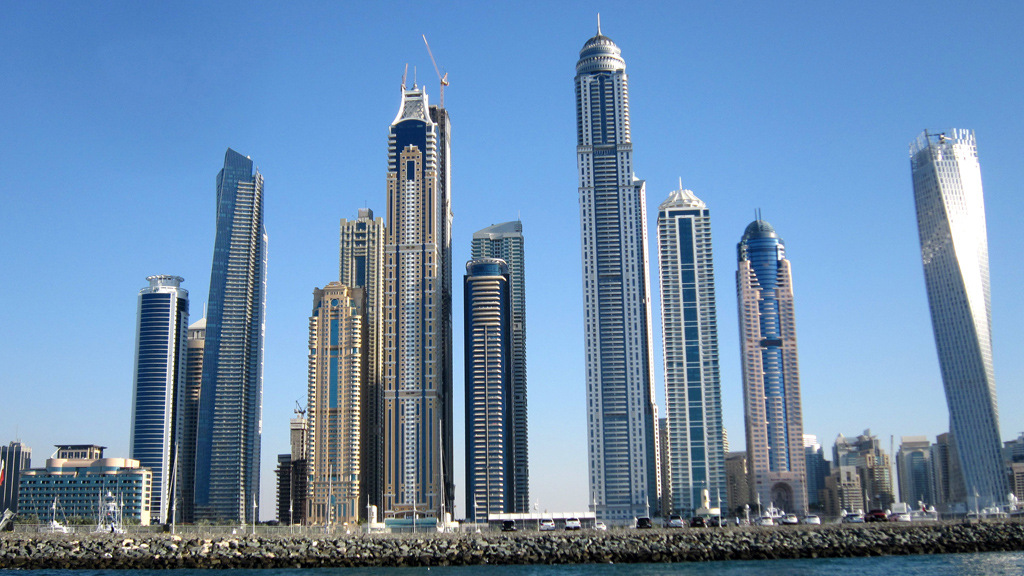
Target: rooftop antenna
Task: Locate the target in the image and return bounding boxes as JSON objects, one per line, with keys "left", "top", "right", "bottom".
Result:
{"left": 414, "top": 66, "right": 417, "bottom": 89}
{"left": 423, "top": 34, "right": 449, "bottom": 108}
{"left": 401, "top": 63, "right": 408, "bottom": 90}
{"left": 597, "top": 13, "right": 602, "bottom": 35}
{"left": 678, "top": 177, "right": 683, "bottom": 191}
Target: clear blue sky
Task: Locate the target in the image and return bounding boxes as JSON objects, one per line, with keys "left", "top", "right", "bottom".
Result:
{"left": 2, "top": 1, "right": 1022, "bottom": 519}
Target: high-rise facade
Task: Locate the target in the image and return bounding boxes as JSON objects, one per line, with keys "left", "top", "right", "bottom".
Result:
{"left": 463, "top": 258, "right": 512, "bottom": 520}
{"left": 657, "top": 186, "right": 725, "bottom": 515}
{"left": 833, "top": 430, "right": 894, "bottom": 510}
{"left": 195, "top": 148, "right": 268, "bottom": 523}
{"left": 737, "top": 219, "right": 807, "bottom": 514}
{"left": 897, "top": 436, "right": 935, "bottom": 506}
{"left": 575, "top": 22, "right": 660, "bottom": 521}
{"left": 470, "top": 221, "right": 528, "bottom": 512}
{"left": 1, "top": 441, "right": 31, "bottom": 514}
{"left": 804, "top": 435, "right": 829, "bottom": 509}
{"left": 129, "top": 275, "right": 189, "bottom": 524}
{"left": 307, "top": 283, "right": 365, "bottom": 525}
{"left": 339, "top": 208, "right": 385, "bottom": 515}
{"left": 178, "top": 317, "right": 205, "bottom": 524}
{"left": 382, "top": 86, "right": 454, "bottom": 519}
{"left": 910, "top": 129, "right": 1008, "bottom": 508}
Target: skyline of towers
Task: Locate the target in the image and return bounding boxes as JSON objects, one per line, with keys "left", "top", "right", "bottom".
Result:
{"left": 575, "top": 23, "right": 661, "bottom": 521}
{"left": 737, "top": 219, "right": 807, "bottom": 514}
{"left": 910, "top": 128, "right": 1008, "bottom": 508}
{"left": 195, "top": 148, "right": 268, "bottom": 523}
{"left": 382, "top": 85, "right": 454, "bottom": 520}
{"left": 464, "top": 258, "right": 512, "bottom": 520}
{"left": 339, "top": 208, "right": 386, "bottom": 517}
{"left": 306, "top": 283, "right": 366, "bottom": 525}
{"left": 470, "top": 221, "right": 528, "bottom": 513}
{"left": 129, "top": 274, "right": 189, "bottom": 525}
{"left": 178, "top": 317, "right": 205, "bottom": 524}
{"left": 656, "top": 186, "right": 726, "bottom": 514}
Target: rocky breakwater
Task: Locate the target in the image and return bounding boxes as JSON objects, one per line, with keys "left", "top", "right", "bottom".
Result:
{"left": 2, "top": 523, "right": 1024, "bottom": 569}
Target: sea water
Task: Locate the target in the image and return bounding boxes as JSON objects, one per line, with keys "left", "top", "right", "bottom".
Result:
{"left": 4, "top": 552, "right": 1024, "bottom": 576}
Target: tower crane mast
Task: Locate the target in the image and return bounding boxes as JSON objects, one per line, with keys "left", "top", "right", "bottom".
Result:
{"left": 422, "top": 35, "right": 449, "bottom": 108}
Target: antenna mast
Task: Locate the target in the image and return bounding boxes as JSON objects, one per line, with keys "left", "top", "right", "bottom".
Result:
{"left": 401, "top": 63, "right": 408, "bottom": 90}
{"left": 422, "top": 34, "right": 449, "bottom": 108}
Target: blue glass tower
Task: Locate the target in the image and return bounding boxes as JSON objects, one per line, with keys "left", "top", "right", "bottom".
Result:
{"left": 463, "top": 258, "right": 512, "bottom": 521}
{"left": 130, "top": 275, "right": 188, "bottom": 524}
{"left": 737, "top": 220, "right": 807, "bottom": 514}
{"left": 195, "top": 148, "right": 267, "bottom": 523}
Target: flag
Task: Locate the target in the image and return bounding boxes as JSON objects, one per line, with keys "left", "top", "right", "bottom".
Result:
{"left": 0, "top": 457, "right": 5, "bottom": 486}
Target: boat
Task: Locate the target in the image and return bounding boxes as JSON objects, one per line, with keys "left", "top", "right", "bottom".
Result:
{"left": 93, "top": 492, "right": 126, "bottom": 534}
{"left": 41, "top": 497, "right": 70, "bottom": 534}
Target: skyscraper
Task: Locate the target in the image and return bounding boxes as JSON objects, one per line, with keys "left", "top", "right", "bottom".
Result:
{"left": 897, "top": 436, "right": 935, "bottom": 506}
{"left": 307, "top": 283, "right": 365, "bottom": 525}
{"left": 832, "top": 430, "right": 894, "bottom": 510}
{"left": 382, "top": 85, "right": 454, "bottom": 520}
{"left": 339, "top": 208, "right": 385, "bottom": 515}
{"left": 178, "top": 317, "right": 205, "bottom": 524}
{"left": 1, "top": 441, "right": 31, "bottom": 514}
{"left": 657, "top": 185, "right": 725, "bottom": 515}
{"left": 737, "top": 219, "right": 807, "bottom": 514}
{"left": 470, "top": 221, "right": 528, "bottom": 512}
{"left": 910, "top": 129, "right": 1008, "bottom": 508}
{"left": 463, "top": 258, "right": 512, "bottom": 520}
{"left": 575, "top": 21, "right": 661, "bottom": 521}
{"left": 195, "top": 148, "right": 268, "bottom": 523}
{"left": 129, "top": 275, "right": 189, "bottom": 524}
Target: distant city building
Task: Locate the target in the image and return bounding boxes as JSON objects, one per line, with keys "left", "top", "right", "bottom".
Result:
{"left": 1, "top": 441, "right": 32, "bottom": 514}
{"left": 823, "top": 465, "right": 864, "bottom": 518}
{"left": 833, "top": 430, "right": 894, "bottom": 510}
{"left": 195, "top": 148, "right": 268, "bottom": 524}
{"left": 658, "top": 418, "right": 671, "bottom": 517}
{"left": 178, "top": 317, "right": 205, "bottom": 524}
{"left": 931, "top": 432, "right": 967, "bottom": 510}
{"left": 724, "top": 452, "right": 751, "bottom": 516}
{"left": 576, "top": 20, "right": 661, "bottom": 522}
{"left": 382, "top": 84, "right": 454, "bottom": 520}
{"left": 657, "top": 185, "right": 725, "bottom": 515}
{"left": 804, "top": 435, "right": 829, "bottom": 509}
{"left": 736, "top": 219, "right": 807, "bottom": 514}
{"left": 471, "top": 221, "right": 528, "bottom": 513}
{"left": 307, "top": 283, "right": 366, "bottom": 526}
{"left": 18, "top": 445, "right": 152, "bottom": 525}
{"left": 1010, "top": 463, "right": 1024, "bottom": 503}
{"left": 896, "top": 436, "right": 935, "bottom": 507}
{"left": 129, "top": 275, "right": 188, "bottom": 525}
{"left": 464, "top": 258, "right": 512, "bottom": 520}
{"left": 339, "top": 208, "right": 385, "bottom": 514}
{"left": 276, "top": 412, "right": 308, "bottom": 526}
{"left": 910, "top": 129, "right": 1008, "bottom": 508}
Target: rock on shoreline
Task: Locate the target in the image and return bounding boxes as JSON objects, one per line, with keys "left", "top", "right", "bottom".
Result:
{"left": 2, "top": 523, "right": 1024, "bottom": 569}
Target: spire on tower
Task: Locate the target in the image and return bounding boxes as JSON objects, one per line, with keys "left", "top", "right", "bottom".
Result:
{"left": 597, "top": 13, "right": 602, "bottom": 35}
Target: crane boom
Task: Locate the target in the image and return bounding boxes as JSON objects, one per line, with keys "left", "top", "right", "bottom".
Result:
{"left": 422, "top": 34, "right": 449, "bottom": 107}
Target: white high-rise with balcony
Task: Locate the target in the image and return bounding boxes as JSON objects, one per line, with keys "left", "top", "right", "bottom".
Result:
{"left": 576, "top": 20, "right": 660, "bottom": 521}
{"left": 910, "top": 128, "right": 1008, "bottom": 508}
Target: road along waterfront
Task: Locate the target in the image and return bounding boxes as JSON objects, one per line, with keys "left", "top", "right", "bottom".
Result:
{"left": 2, "top": 522, "right": 1024, "bottom": 569}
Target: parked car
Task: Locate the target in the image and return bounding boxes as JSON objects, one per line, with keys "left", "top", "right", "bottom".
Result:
{"left": 666, "top": 514, "right": 685, "bottom": 528}
{"left": 593, "top": 521, "right": 607, "bottom": 531}
{"left": 888, "top": 512, "right": 912, "bottom": 522}
{"left": 754, "top": 516, "right": 775, "bottom": 526}
{"left": 708, "top": 516, "right": 724, "bottom": 527}
{"left": 539, "top": 519, "right": 556, "bottom": 531}
{"left": 501, "top": 520, "right": 517, "bottom": 532}
{"left": 780, "top": 513, "right": 799, "bottom": 525}
{"left": 865, "top": 509, "right": 889, "bottom": 523}
{"left": 801, "top": 514, "right": 822, "bottom": 525}
{"left": 564, "top": 517, "right": 582, "bottom": 530}
{"left": 635, "top": 517, "right": 653, "bottom": 529}
{"left": 842, "top": 512, "right": 865, "bottom": 524}
{"left": 689, "top": 516, "right": 707, "bottom": 528}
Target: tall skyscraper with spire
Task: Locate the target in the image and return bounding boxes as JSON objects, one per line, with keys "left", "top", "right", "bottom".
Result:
{"left": 339, "top": 208, "right": 385, "bottom": 515}
{"left": 656, "top": 185, "right": 726, "bottom": 515}
{"left": 910, "top": 129, "right": 1008, "bottom": 507}
{"left": 130, "top": 275, "right": 189, "bottom": 525}
{"left": 195, "top": 148, "right": 268, "bottom": 523}
{"left": 470, "top": 221, "right": 528, "bottom": 512}
{"left": 737, "top": 219, "right": 807, "bottom": 514}
{"left": 382, "top": 83, "right": 454, "bottom": 520}
{"left": 575, "top": 19, "right": 661, "bottom": 521}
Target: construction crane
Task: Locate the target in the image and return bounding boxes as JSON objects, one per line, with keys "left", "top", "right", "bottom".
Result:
{"left": 422, "top": 34, "right": 448, "bottom": 108}
{"left": 294, "top": 400, "right": 306, "bottom": 418}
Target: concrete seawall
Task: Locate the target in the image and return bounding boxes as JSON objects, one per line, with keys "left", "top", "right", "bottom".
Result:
{"left": 2, "top": 523, "right": 1024, "bottom": 569}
